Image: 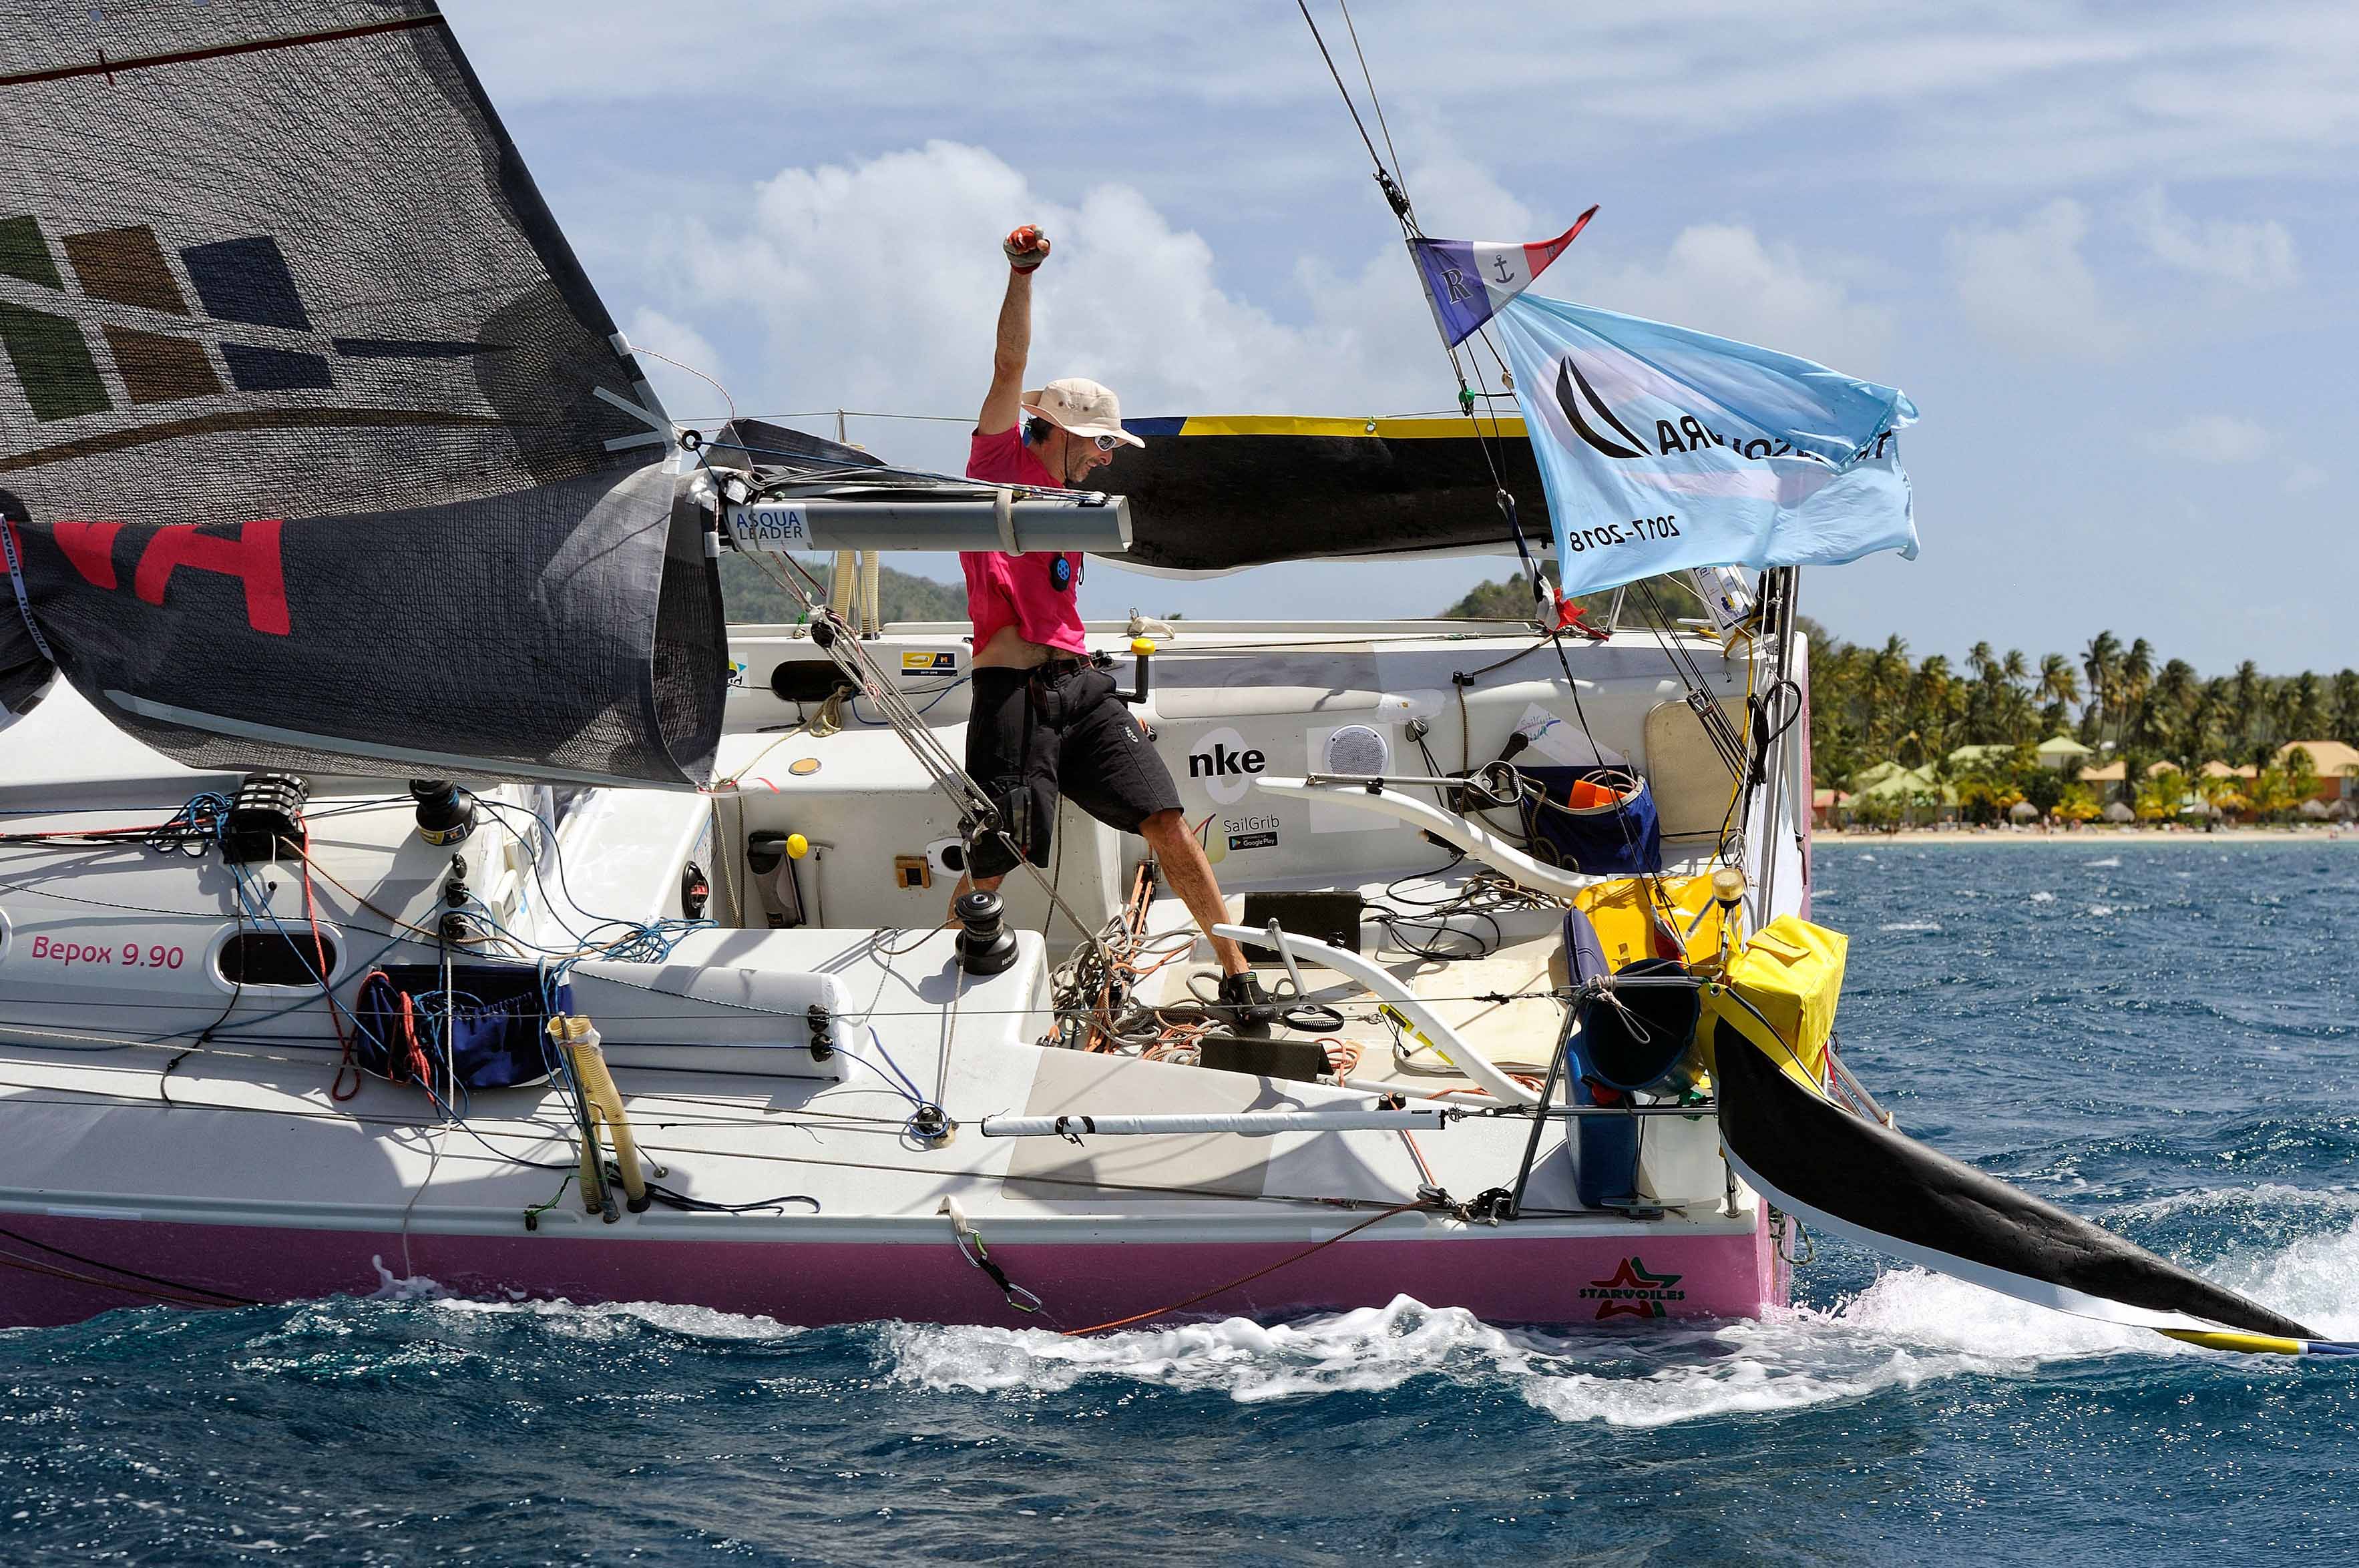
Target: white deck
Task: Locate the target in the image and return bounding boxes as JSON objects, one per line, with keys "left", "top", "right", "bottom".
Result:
{"left": 0, "top": 617, "right": 1799, "bottom": 1258}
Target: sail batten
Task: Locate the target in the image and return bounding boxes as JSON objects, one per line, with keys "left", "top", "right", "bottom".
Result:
{"left": 0, "top": 12, "right": 449, "bottom": 90}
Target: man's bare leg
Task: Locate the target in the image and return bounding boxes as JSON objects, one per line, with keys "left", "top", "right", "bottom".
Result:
{"left": 1137, "top": 808, "right": 1250, "bottom": 977}
{"left": 951, "top": 836, "right": 1246, "bottom": 976}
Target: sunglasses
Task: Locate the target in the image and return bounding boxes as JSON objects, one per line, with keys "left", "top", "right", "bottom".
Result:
{"left": 1090, "top": 433, "right": 1121, "bottom": 452}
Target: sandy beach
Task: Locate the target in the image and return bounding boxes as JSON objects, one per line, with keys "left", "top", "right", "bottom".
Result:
{"left": 1816, "top": 826, "right": 2352, "bottom": 846}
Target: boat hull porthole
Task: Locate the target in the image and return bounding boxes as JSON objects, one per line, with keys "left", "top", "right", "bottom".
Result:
{"left": 206, "top": 923, "right": 346, "bottom": 993}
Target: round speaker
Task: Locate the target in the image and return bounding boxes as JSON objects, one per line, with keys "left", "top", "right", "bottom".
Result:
{"left": 1323, "top": 724, "right": 1390, "bottom": 778}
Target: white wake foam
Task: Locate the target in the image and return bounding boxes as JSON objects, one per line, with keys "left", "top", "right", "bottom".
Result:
{"left": 883, "top": 1297, "right": 1528, "bottom": 1404}
{"left": 876, "top": 1202, "right": 2359, "bottom": 1423}
{"left": 875, "top": 1284, "right": 2164, "bottom": 1428}
{"left": 428, "top": 1294, "right": 806, "bottom": 1342}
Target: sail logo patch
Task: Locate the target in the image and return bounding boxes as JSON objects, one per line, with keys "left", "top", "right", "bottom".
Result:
{"left": 0, "top": 217, "right": 513, "bottom": 430}
{"left": 5, "top": 516, "right": 290, "bottom": 635}
{"left": 1553, "top": 348, "right": 1897, "bottom": 468}
{"left": 1554, "top": 354, "right": 1652, "bottom": 461}
{"left": 1581, "top": 1256, "right": 1686, "bottom": 1320}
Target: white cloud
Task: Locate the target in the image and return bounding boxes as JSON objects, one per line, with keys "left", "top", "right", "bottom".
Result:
{"left": 633, "top": 142, "right": 1904, "bottom": 474}
{"left": 1946, "top": 200, "right": 2135, "bottom": 360}
{"left": 634, "top": 140, "right": 1477, "bottom": 467}
{"left": 2147, "top": 414, "right": 2272, "bottom": 463}
{"left": 451, "top": 2, "right": 2359, "bottom": 198}
{"left": 2125, "top": 187, "right": 2298, "bottom": 288}
{"left": 2284, "top": 462, "right": 2328, "bottom": 494}
{"left": 1573, "top": 224, "right": 1898, "bottom": 375}
{"left": 1396, "top": 152, "right": 1537, "bottom": 241}
{"left": 621, "top": 307, "right": 730, "bottom": 423}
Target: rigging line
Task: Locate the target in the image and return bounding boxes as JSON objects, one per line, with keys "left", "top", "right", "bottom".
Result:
{"left": 0, "top": 1222, "right": 260, "bottom": 1307}
{"left": 706, "top": 409, "right": 977, "bottom": 425}
{"left": 783, "top": 601, "right": 1114, "bottom": 963}
{"left": 1060, "top": 1198, "right": 1427, "bottom": 1336}
{"left": 1295, "top": 0, "right": 1399, "bottom": 201}
{"left": 0, "top": 1077, "right": 899, "bottom": 1146}
{"left": 0, "top": 981, "right": 1578, "bottom": 1034}
{"left": 1471, "top": 320, "right": 1519, "bottom": 393}
{"left": 0, "top": 1078, "right": 1428, "bottom": 1211}
{"left": 0, "top": 870, "right": 427, "bottom": 950}
{"left": 1337, "top": 0, "right": 1411, "bottom": 221}
{"left": 0, "top": 971, "right": 1580, "bottom": 1031}
{"left": 1294, "top": 6, "right": 1550, "bottom": 615}
{"left": 0, "top": 1247, "right": 242, "bottom": 1312}
{"left": 625, "top": 341, "right": 735, "bottom": 425}
{"left": 1637, "top": 577, "right": 1747, "bottom": 775}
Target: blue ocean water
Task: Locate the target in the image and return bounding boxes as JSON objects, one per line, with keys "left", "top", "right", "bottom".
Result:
{"left": 4, "top": 840, "right": 2357, "bottom": 1565}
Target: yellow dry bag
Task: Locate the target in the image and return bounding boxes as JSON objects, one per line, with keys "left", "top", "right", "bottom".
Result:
{"left": 1701, "top": 915, "right": 1847, "bottom": 1092}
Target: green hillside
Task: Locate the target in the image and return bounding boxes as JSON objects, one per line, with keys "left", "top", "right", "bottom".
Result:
{"left": 719, "top": 555, "right": 966, "bottom": 625}
{"left": 1438, "top": 569, "right": 1687, "bottom": 629}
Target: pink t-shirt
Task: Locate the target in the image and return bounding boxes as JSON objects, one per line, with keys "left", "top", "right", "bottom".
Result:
{"left": 961, "top": 427, "right": 1087, "bottom": 657}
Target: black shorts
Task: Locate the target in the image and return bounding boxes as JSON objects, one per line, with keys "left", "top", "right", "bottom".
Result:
{"left": 964, "top": 662, "right": 1183, "bottom": 880}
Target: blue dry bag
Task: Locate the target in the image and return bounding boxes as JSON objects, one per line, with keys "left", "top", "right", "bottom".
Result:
{"left": 1515, "top": 764, "right": 1662, "bottom": 874}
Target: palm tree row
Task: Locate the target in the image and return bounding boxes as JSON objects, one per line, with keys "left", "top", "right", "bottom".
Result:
{"left": 1805, "top": 617, "right": 2359, "bottom": 789}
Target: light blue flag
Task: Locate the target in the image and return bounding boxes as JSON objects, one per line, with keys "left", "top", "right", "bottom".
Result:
{"left": 1491, "top": 293, "right": 1920, "bottom": 598}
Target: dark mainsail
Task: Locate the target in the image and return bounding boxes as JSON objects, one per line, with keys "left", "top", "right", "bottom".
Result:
{"left": 0, "top": 1, "right": 724, "bottom": 786}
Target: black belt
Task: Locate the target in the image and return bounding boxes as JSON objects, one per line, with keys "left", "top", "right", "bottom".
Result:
{"left": 1029, "top": 656, "right": 1100, "bottom": 683}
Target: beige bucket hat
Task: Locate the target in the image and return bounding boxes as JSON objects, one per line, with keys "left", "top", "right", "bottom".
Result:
{"left": 1022, "top": 377, "right": 1146, "bottom": 447}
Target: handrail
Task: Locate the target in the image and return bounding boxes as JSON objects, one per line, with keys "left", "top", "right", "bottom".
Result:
{"left": 1249, "top": 776, "right": 1593, "bottom": 901}
{"left": 1209, "top": 921, "right": 1541, "bottom": 1107}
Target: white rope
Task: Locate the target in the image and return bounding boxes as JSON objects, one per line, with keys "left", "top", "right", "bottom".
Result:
{"left": 982, "top": 1107, "right": 1459, "bottom": 1139}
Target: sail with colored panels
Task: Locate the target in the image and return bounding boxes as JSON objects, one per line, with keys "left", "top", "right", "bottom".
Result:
{"left": 0, "top": 1, "right": 725, "bottom": 787}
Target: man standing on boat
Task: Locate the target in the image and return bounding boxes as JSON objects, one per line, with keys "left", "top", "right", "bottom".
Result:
{"left": 953, "top": 224, "right": 1274, "bottom": 1025}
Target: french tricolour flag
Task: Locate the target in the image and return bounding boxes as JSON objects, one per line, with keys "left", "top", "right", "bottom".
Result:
{"left": 1408, "top": 206, "right": 1597, "bottom": 348}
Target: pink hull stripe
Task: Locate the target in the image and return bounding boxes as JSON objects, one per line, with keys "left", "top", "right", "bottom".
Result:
{"left": 0, "top": 1212, "right": 1786, "bottom": 1331}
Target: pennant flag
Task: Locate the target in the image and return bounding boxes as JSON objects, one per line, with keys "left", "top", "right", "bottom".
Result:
{"left": 1491, "top": 292, "right": 1920, "bottom": 599}
{"left": 1408, "top": 206, "right": 1595, "bottom": 348}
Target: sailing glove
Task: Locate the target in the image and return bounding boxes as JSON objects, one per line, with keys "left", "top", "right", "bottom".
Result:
{"left": 1004, "top": 225, "right": 1050, "bottom": 272}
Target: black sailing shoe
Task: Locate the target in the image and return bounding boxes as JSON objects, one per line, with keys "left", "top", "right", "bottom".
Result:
{"left": 1217, "top": 971, "right": 1279, "bottom": 1032}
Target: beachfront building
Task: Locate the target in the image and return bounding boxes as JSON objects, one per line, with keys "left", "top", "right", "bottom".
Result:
{"left": 1846, "top": 761, "right": 1957, "bottom": 826}
{"left": 1946, "top": 744, "right": 2019, "bottom": 772}
{"left": 2036, "top": 734, "right": 2095, "bottom": 772}
{"left": 2279, "top": 740, "right": 2359, "bottom": 808}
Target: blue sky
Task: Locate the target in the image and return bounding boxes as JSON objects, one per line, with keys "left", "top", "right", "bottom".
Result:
{"left": 450, "top": 1, "right": 2356, "bottom": 675}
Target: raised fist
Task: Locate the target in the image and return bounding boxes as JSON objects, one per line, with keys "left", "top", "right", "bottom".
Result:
{"left": 1004, "top": 224, "right": 1051, "bottom": 272}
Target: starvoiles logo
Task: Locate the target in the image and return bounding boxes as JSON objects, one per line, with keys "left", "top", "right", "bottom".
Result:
{"left": 1581, "top": 1256, "right": 1687, "bottom": 1320}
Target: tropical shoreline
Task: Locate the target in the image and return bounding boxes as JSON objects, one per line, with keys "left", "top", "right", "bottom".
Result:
{"left": 1815, "top": 825, "right": 2352, "bottom": 846}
